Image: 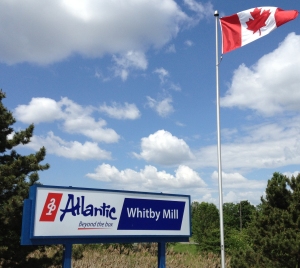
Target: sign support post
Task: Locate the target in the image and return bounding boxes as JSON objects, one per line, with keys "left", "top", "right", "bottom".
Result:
{"left": 158, "top": 242, "right": 166, "bottom": 268}
{"left": 62, "top": 244, "right": 72, "bottom": 268}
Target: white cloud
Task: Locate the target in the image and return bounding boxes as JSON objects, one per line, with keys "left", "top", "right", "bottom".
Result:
{"left": 221, "top": 33, "right": 300, "bottom": 116}
{"left": 14, "top": 97, "right": 120, "bottom": 143}
{"left": 184, "top": 0, "right": 212, "bottom": 15}
{"left": 169, "top": 83, "right": 181, "bottom": 91}
{"left": 153, "top": 68, "right": 181, "bottom": 91}
{"left": 222, "top": 190, "right": 265, "bottom": 205}
{"left": 209, "top": 171, "right": 266, "bottom": 205}
{"left": 176, "top": 121, "right": 185, "bottom": 127}
{"left": 184, "top": 40, "right": 194, "bottom": 47}
{"left": 283, "top": 171, "right": 300, "bottom": 178}
{"left": 183, "top": 0, "right": 213, "bottom": 25}
{"left": 154, "top": 67, "right": 169, "bottom": 83}
{"left": 147, "top": 96, "right": 174, "bottom": 117}
{"left": 27, "top": 132, "right": 111, "bottom": 160}
{"left": 0, "top": 0, "right": 200, "bottom": 65}
{"left": 166, "top": 44, "right": 176, "bottom": 53}
{"left": 193, "top": 117, "right": 300, "bottom": 171}
{"left": 184, "top": 0, "right": 213, "bottom": 18}
{"left": 14, "top": 98, "right": 62, "bottom": 123}
{"left": 94, "top": 68, "right": 111, "bottom": 81}
{"left": 99, "top": 102, "right": 141, "bottom": 120}
{"left": 222, "top": 191, "right": 238, "bottom": 203}
{"left": 211, "top": 171, "right": 266, "bottom": 189}
{"left": 200, "top": 193, "right": 217, "bottom": 204}
{"left": 135, "top": 129, "right": 194, "bottom": 165}
{"left": 112, "top": 51, "right": 148, "bottom": 81}
{"left": 221, "top": 128, "right": 238, "bottom": 141}
{"left": 86, "top": 164, "right": 206, "bottom": 191}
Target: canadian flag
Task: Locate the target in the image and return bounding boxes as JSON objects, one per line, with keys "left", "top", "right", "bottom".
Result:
{"left": 220, "top": 7, "right": 299, "bottom": 53}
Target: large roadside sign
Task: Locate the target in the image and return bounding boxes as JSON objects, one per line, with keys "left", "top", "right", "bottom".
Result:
{"left": 21, "top": 185, "right": 191, "bottom": 245}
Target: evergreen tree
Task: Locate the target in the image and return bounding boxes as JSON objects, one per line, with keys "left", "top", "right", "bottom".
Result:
{"left": 231, "top": 172, "right": 300, "bottom": 268}
{"left": 0, "top": 91, "right": 50, "bottom": 267}
{"left": 239, "top": 200, "right": 255, "bottom": 229}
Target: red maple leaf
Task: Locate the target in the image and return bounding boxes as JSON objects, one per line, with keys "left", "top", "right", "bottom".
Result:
{"left": 246, "top": 7, "right": 271, "bottom": 35}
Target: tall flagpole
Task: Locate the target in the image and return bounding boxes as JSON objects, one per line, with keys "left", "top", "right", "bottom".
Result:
{"left": 214, "top": 10, "right": 226, "bottom": 268}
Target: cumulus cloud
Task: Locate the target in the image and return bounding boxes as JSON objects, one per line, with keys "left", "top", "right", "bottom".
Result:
{"left": 146, "top": 96, "right": 174, "bottom": 117}
{"left": 0, "top": 0, "right": 214, "bottom": 65}
{"left": 99, "top": 102, "right": 141, "bottom": 120}
{"left": 211, "top": 171, "right": 266, "bottom": 189}
{"left": 221, "top": 33, "right": 300, "bottom": 116}
{"left": 193, "top": 116, "right": 300, "bottom": 171}
{"left": 27, "top": 132, "right": 111, "bottom": 160}
{"left": 14, "top": 98, "right": 62, "bottom": 123}
{"left": 134, "top": 129, "right": 194, "bottom": 165}
{"left": 210, "top": 171, "right": 266, "bottom": 204}
{"left": 14, "top": 97, "right": 120, "bottom": 143}
{"left": 86, "top": 163, "right": 206, "bottom": 191}
{"left": 222, "top": 190, "right": 265, "bottom": 204}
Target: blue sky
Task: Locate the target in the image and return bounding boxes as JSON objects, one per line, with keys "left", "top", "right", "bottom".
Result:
{"left": 1, "top": 0, "right": 300, "bottom": 205}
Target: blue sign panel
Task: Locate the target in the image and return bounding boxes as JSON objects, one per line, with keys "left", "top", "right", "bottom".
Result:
{"left": 118, "top": 198, "right": 185, "bottom": 230}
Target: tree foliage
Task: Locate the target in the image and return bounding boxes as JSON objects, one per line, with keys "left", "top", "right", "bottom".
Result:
{"left": 223, "top": 201, "right": 255, "bottom": 254}
{"left": 191, "top": 200, "right": 256, "bottom": 256}
{"left": 223, "top": 201, "right": 255, "bottom": 231}
{"left": 223, "top": 202, "right": 240, "bottom": 231}
{"left": 192, "top": 202, "right": 220, "bottom": 253}
{"left": 0, "top": 91, "right": 51, "bottom": 267}
{"left": 231, "top": 172, "right": 300, "bottom": 268}
{"left": 191, "top": 172, "right": 300, "bottom": 266}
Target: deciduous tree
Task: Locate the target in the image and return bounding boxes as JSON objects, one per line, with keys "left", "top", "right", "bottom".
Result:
{"left": 192, "top": 202, "right": 220, "bottom": 253}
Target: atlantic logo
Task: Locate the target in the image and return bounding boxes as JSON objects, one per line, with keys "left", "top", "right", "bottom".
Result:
{"left": 39, "top": 192, "right": 118, "bottom": 223}
{"left": 39, "top": 193, "right": 63, "bottom": 222}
